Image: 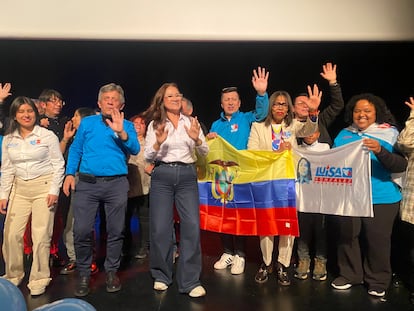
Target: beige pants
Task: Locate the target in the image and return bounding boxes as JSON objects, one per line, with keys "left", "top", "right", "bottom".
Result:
{"left": 2, "top": 174, "right": 55, "bottom": 291}
{"left": 260, "top": 235, "right": 295, "bottom": 268}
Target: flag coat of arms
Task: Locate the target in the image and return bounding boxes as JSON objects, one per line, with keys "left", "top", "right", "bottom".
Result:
{"left": 197, "top": 137, "right": 298, "bottom": 236}
{"left": 294, "top": 140, "right": 373, "bottom": 217}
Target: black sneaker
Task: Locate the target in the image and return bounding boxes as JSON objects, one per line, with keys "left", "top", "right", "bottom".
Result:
{"left": 106, "top": 271, "right": 121, "bottom": 293}
{"left": 331, "top": 276, "right": 352, "bottom": 290}
{"left": 60, "top": 261, "right": 76, "bottom": 275}
{"left": 74, "top": 276, "right": 90, "bottom": 297}
{"left": 255, "top": 263, "right": 273, "bottom": 283}
{"left": 277, "top": 262, "right": 290, "bottom": 286}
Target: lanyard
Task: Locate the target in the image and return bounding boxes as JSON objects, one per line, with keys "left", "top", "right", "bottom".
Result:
{"left": 271, "top": 124, "right": 284, "bottom": 151}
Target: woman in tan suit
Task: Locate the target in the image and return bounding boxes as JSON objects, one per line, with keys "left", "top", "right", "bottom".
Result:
{"left": 247, "top": 86, "right": 321, "bottom": 286}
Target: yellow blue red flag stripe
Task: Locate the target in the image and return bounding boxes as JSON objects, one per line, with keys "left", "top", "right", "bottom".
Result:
{"left": 197, "top": 137, "right": 298, "bottom": 236}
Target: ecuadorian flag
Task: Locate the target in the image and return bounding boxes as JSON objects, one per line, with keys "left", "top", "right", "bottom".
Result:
{"left": 197, "top": 137, "right": 298, "bottom": 236}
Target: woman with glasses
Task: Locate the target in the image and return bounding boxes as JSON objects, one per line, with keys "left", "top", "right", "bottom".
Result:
{"left": 143, "top": 83, "right": 209, "bottom": 297}
{"left": 247, "top": 87, "right": 320, "bottom": 286}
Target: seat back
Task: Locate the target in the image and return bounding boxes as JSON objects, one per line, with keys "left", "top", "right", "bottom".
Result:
{"left": 0, "top": 277, "right": 27, "bottom": 311}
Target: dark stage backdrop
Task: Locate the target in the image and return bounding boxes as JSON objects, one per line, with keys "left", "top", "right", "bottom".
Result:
{"left": 0, "top": 40, "right": 413, "bottom": 137}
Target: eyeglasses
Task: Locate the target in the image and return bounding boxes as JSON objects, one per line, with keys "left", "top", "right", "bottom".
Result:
{"left": 164, "top": 93, "right": 183, "bottom": 99}
{"left": 274, "top": 102, "right": 288, "bottom": 108}
{"left": 47, "top": 98, "right": 65, "bottom": 106}
{"left": 221, "top": 86, "right": 238, "bottom": 93}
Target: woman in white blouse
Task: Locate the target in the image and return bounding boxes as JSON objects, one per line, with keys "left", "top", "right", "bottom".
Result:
{"left": 144, "top": 83, "right": 209, "bottom": 298}
{"left": 0, "top": 97, "right": 65, "bottom": 296}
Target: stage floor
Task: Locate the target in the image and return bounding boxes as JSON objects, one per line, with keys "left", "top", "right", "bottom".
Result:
{"left": 0, "top": 216, "right": 413, "bottom": 311}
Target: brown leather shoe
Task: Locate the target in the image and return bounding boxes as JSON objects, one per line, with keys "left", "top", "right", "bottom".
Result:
{"left": 106, "top": 271, "right": 121, "bottom": 293}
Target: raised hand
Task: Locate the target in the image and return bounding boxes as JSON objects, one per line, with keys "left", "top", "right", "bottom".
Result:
{"left": 320, "top": 63, "right": 337, "bottom": 84}
{"left": 0, "top": 83, "right": 12, "bottom": 102}
{"left": 106, "top": 109, "right": 124, "bottom": 134}
{"left": 185, "top": 116, "right": 201, "bottom": 141}
{"left": 252, "top": 66, "right": 269, "bottom": 96}
{"left": 404, "top": 97, "right": 414, "bottom": 111}
{"left": 155, "top": 122, "right": 168, "bottom": 146}
{"left": 63, "top": 120, "right": 76, "bottom": 141}
{"left": 307, "top": 84, "right": 322, "bottom": 112}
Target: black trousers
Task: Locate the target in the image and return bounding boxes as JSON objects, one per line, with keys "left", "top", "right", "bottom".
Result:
{"left": 335, "top": 202, "right": 399, "bottom": 291}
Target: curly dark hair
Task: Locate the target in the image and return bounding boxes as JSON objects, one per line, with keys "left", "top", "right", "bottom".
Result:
{"left": 343, "top": 93, "right": 397, "bottom": 127}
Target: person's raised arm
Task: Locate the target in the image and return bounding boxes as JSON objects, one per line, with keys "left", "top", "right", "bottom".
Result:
{"left": 60, "top": 120, "right": 76, "bottom": 153}
{"left": 0, "top": 83, "right": 12, "bottom": 134}
{"left": 318, "top": 62, "right": 345, "bottom": 128}
{"left": 251, "top": 66, "right": 270, "bottom": 122}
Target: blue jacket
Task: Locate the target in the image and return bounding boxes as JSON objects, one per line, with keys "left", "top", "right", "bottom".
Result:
{"left": 210, "top": 93, "right": 269, "bottom": 150}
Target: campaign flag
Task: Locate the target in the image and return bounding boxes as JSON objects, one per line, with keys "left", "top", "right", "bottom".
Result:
{"left": 197, "top": 137, "right": 299, "bottom": 236}
{"left": 294, "top": 140, "right": 373, "bottom": 217}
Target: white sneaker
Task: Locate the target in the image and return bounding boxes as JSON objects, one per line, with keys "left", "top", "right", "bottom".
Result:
{"left": 214, "top": 253, "right": 234, "bottom": 270}
{"left": 368, "top": 289, "right": 385, "bottom": 297}
{"left": 30, "top": 286, "right": 46, "bottom": 296}
{"left": 153, "top": 281, "right": 168, "bottom": 291}
{"left": 189, "top": 285, "right": 206, "bottom": 297}
{"left": 230, "top": 255, "right": 245, "bottom": 275}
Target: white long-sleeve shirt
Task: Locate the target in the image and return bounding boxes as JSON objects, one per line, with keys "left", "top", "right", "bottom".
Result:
{"left": 144, "top": 114, "right": 209, "bottom": 163}
{"left": 0, "top": 125, "right": 65, "bottom": 199}
{"left": 299, "top": 140, "right": 330, "bottom": 152}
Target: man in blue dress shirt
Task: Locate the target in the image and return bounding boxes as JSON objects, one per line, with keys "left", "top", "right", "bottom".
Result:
{"left": 63, "top": 83, "right": 139, "bottom": 297}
